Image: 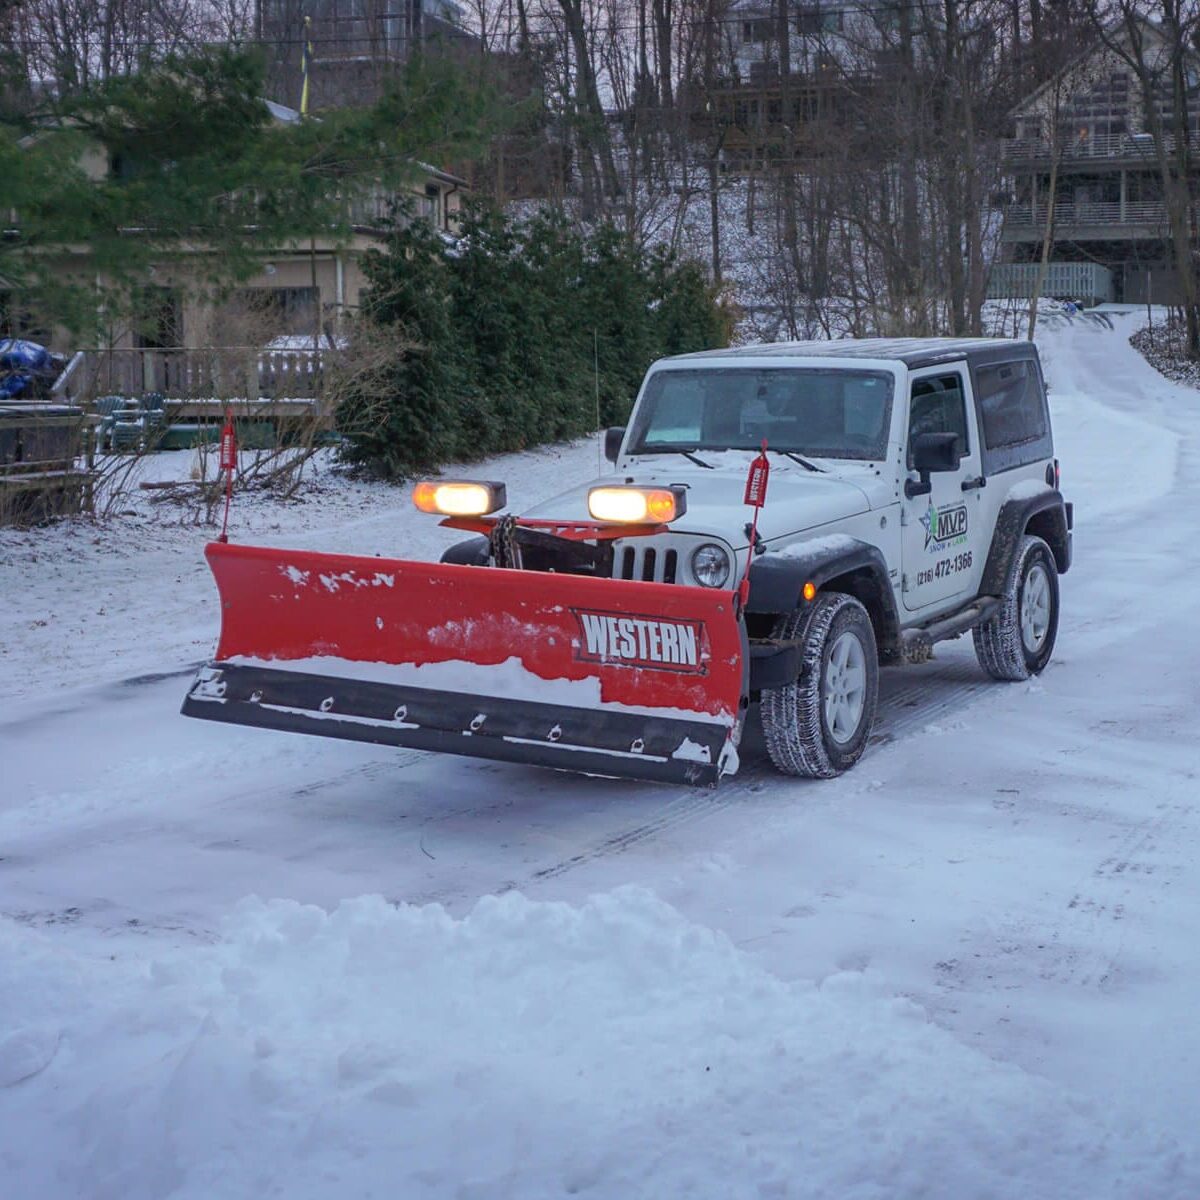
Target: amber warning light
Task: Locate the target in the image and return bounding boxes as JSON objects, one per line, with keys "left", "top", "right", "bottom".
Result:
{"left": 587, "top": 486, "right": 687, "bottom": 524}
{"left": 413, "top": 480, "right": 507, "bottom": 517}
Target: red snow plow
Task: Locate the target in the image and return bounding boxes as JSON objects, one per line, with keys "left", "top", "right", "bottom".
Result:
{"left": 181, "top": 511, "right": 748, "bottom": 786}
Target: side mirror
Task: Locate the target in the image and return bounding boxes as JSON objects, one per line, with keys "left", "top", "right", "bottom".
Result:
{"left": 604, "top": 426, "right": 626, "bottom": 464}
{"left": 905, "top": 432, "right": 962, "bottom": 498}
{"left": 912, "top": 431, "right": 962, "bottom": 473}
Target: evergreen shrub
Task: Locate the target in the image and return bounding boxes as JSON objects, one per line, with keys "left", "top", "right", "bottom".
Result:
{"left": 337, "top": 205, "right": 731, "bottom": 478}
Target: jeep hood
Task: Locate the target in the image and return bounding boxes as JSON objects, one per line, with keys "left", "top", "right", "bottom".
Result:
{"left": 523, "top": 460, "right": 881, "bottom": 548}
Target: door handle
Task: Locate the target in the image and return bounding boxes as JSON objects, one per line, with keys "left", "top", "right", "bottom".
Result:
{"left": 961, "top": 475, "right": 986, "bottom": 492}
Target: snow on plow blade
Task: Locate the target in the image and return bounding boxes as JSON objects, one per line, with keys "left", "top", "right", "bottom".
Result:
{"left": 182, "top": 542, "right": 747, "bottom": 785}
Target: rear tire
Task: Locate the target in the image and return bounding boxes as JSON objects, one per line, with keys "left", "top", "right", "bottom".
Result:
{"left": 973, "top": 534, "right": 1059, "bottom": 681}
{"left": 761, "top": 593, "right": 879, "bottom": 778}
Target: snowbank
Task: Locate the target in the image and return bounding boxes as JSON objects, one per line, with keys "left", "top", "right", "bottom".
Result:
{"left": 2, "top": 888, "right": 1191, "bottom": 1199}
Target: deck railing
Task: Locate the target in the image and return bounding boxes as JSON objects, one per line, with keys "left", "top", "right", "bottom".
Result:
{"left": 52, "top": 346, "right": 332, "bottom": 417}
{"left": 1004, "top": 200, "right": 1168, "bottom": 229}
{"left": 1003, "top": 130, "right": 1198, "bottom": 163}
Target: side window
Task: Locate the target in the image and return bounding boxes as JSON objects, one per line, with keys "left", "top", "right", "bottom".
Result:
{"left": 975, "top": 360, "right": 1048, "bottom": 449}
{"left": 908, "top": 373, "right": 969, "bottom": 466}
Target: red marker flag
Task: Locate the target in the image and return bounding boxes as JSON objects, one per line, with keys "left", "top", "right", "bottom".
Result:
{"left": 743, "top": 443, "right": 770, "bottom": 507}
{"left": 219, "top": 411, "right": 237, "bottom": 472}
{"left": 219, "top": 409, "right": 237, "bottom": 542}
{"left": 739, "top": 441, "right": 770, "bottom": 606}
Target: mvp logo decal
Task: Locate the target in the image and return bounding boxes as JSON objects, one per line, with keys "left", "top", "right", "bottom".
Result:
{"left": 574, "top": 609, "right": 705, "bottom": 673}
{"left": 921, "top": 502, "right": 969, "bottom": 551}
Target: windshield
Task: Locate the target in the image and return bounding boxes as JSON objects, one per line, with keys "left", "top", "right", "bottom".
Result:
{"left": 628, "top": 367, "right": 895, "bottom": 461}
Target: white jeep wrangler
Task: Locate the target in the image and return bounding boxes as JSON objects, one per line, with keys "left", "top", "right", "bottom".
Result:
{"left": 444, "top": 337, "right": 1073, "bottom": 778}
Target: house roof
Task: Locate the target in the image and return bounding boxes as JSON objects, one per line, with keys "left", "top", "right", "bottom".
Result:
{"left": 259, "top": 100, "right": 467, "bottom": 187}
{"left": 264, "top": 99, "right": 302, "bottom": 124}
{"left": 1010, "top": 16, "right": 1199, "bottom": 118}
{"left": 414, "top": 160, "right": 469, "bottom": 188}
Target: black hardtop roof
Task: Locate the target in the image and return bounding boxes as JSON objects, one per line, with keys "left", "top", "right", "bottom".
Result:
{"left": 668, "top": 337, "right": 1036, "bottom": 371}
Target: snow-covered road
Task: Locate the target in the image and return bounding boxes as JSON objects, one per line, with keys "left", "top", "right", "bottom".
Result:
{"left": 2, "top": 314, "right": 1198, "bottom": 1198}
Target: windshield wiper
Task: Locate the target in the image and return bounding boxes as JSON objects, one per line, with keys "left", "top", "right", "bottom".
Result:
{"left": 770, "top": 449, "right": 826, "bottom": 473}
{"left": 633, "top": 447, "right": 715, "bottom": 469}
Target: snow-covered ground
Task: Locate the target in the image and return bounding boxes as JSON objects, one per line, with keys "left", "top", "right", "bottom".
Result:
{"left": 2, "top": 315, "right": 1199, "bottom": 1197}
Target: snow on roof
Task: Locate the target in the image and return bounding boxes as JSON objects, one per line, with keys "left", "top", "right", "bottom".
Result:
{"left": 263, "top": 98, "right": 302, "bottom": 124}
{"left": 671, "top": 337, "right": 1031, "bottom": 367}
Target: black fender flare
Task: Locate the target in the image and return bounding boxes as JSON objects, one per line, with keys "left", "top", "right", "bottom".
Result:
{"left": 980, "top": 490, "right": 1072, "bottom": 594}
{"left": 746, "top": 537, "right": 901, "bottom": 658}
{"left": 440, "top": 536, "right": 489, "bottom": 566}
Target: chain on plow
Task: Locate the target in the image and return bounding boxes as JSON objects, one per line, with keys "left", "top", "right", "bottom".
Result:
{"left": 488, "top": 514, "right": 524, "bottom": 570}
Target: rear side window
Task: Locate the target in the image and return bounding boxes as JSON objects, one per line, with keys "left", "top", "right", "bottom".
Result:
{"left": 975, "top": 360, "right": 1047, "bottom": 449}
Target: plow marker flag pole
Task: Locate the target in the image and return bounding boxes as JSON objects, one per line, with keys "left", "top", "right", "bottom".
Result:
{"left": 739, "top": 441, "right": 770, "bottom": 608}
{"left": 218, "top": 409, "right": 237, "bottom": 543}
{"left": 182, "top": 543, "right": 749, "bottom": 786}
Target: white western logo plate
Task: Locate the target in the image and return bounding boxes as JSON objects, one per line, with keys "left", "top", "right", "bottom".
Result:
{"left": 572, "top": 609, "right": 706, "bottom": 673}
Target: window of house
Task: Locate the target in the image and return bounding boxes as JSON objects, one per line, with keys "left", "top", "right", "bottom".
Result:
{"left": 873, "top": 3, "right": 903, "bottom": 31}
{"left": 134, "top": 287, "right": 183, "bottom": 349}
{"left": 0, "top": 292, "right": 47, "bottom": 341}
{"left": 231, "top": 287, "right": 320, "bottom": 338}
{"left": 742, "top": 18, "right": 773, "bottom": 43}
{"left": 908, "top": 373, "right": 969, "bottom": 466}
{"left": 974, "top": 360, "right": 1047, "bottom": 449}
{"left": 796, "top": 7, "right": 844, "bottom": 35}
{"left": 423, "top": 183, "right": 442, "bottom": 228}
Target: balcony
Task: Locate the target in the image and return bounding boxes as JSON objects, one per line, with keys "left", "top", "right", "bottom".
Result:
{"left": 1003, "top": 200, "right": 1168, "bottom": 240}
{"left": 51, "top": 346, "right": 332, "bottom": 421}
{"left": 1004, "top": 130, "right": 1198, "bottom": 166}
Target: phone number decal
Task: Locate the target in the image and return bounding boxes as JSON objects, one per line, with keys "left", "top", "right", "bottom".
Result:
{"left": 916, "top": 550, "right": 973, "bottom": 587}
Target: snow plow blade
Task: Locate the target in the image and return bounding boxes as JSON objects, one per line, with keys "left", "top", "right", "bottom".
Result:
{"left": 182, "top": 542, "right": 747, "bottom": 786}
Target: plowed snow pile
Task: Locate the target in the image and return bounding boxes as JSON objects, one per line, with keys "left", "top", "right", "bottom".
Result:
{"left": 1, "top": 888, "right": 1191, "bottom": 1199}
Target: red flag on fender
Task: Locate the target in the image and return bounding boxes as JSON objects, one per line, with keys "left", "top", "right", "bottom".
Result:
{"left": 743, "top": 443, "right": 770, "bottom": 507}
{"left": 739, "top": 441, "right": 770, "bottom": 606}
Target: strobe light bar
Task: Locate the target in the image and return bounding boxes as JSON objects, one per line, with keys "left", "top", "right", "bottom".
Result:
{"left": 412, "top": 480, "right": 508, "bottom": 517}
{"left": 587, "top": 485, "right": 687, "bottom": 524}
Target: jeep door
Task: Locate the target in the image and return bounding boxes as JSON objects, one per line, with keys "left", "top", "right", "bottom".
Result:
{"left": 901, "top": 363, "right": 987, "bottom": 612}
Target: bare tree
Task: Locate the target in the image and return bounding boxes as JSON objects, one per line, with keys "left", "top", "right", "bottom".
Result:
{"left": 1086, "top": 0, "right": 1200, "bottom": 356}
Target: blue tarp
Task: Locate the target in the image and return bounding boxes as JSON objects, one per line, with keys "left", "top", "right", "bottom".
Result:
{"left": 0, "top": 339, "right": 61, "bottom": 400}
{"left": 0, "top": 339, "right": 54, "bottom": 372}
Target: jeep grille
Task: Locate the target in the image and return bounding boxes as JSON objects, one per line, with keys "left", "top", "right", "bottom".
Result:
{"left": 614, "top": 544, "right": 679, "bottom": 584}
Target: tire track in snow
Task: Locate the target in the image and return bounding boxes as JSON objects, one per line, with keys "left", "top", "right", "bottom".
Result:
{"left": 2, "top": 651, "right": 999, "bottom": 917}
{"left": 504, "top": 654, "right": 996, "bottom": 888}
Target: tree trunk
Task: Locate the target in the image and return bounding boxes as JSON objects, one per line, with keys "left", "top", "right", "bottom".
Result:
{"left": 1027, "top": 150, "right": 1059, "bottom": 340}
{"left": 558, "top": 0, "right": 620, "bottom": 209}
{"left": 651, "top": 0, "right": 673, "bottom": 109}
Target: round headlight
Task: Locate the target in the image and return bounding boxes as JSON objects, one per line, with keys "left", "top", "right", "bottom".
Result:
{"left": 691, "top": 543, "right": 731, "bottom": 588}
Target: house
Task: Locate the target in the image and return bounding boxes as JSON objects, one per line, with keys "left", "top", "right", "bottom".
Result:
{"left": 8, "top": 98, "right": 467, "bottom": 360}
{"left": 992, "top": 25, "right": 1199, "bottom": 306}
{"left": 704, "top": 1, "right": 948, "bottom": 167}
{"left": 260, "top": 0, "right": 471, "bottom": 113}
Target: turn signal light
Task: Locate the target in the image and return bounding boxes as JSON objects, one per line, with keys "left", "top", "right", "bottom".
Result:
{"left": 413, "top": 480, "right": 507, "bottom": 517}
{"left": 802, "top": 581, "right": 817, "bottom": 602}
{"left": 588, "top": 486, "right": 687, "bottom": 524}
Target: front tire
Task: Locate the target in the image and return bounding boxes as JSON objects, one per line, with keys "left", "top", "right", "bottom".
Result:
{"left": 761, "top": 593, "right": 879, "bottom": 778}
{"left": 973, "top": 534, "right": 1060, "bottom": 681}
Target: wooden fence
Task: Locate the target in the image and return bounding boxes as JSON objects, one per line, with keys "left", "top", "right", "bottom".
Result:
{"left": 52, "top": 347, "right": 334, "bottom": 424}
